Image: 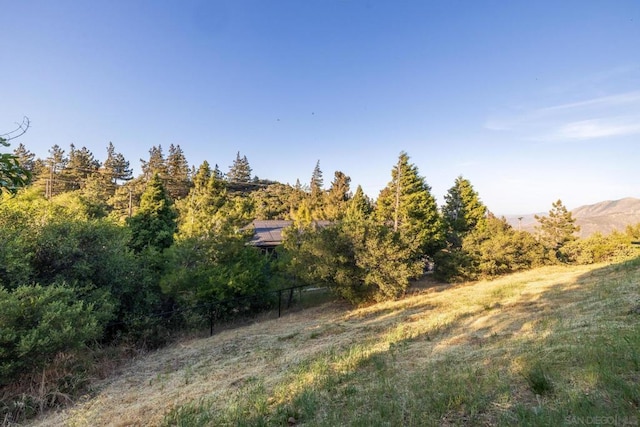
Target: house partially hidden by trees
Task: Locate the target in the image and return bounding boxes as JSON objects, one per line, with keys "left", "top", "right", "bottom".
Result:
{"left": 244, "top": 220, "right": 331, "bottom": 252}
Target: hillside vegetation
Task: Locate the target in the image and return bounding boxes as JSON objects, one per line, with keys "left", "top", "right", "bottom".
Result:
{"left": 31, "top": 259, "right": 640, "bottom": 426}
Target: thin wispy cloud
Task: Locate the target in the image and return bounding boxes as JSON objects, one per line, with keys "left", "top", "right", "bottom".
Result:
{"left": 554, "top": 117, "right": 640, "bottom": 140}
{"left": 485, "top": 90, "right": 640, "bottom": 141}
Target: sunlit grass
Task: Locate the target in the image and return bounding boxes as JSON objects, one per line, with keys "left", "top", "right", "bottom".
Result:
{"left": 29, "top": 258, "right": 640, "bottom": 426}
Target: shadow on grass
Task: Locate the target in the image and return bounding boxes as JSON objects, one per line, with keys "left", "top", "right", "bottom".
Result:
{"left": 163, "top": 258, "right": 640, "bottom": 426}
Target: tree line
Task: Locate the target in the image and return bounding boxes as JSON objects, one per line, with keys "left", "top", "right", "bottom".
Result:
{"left": 1, "top": 139, "right": 639, "bottom": 417}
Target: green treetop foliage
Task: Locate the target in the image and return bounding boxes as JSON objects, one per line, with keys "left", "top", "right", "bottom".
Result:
{"left": 462, "top": 214, "right": 545, "bottom": 279}
{"left": 192, "top": 160, "right": 212, "bottom": 189}
{"left": 102, "top": 141, "right": 133, "bottom": 185}
{"left": 344, "top": 185, "right": 373, "bottom": 223}
{"left": 282, "top": 216, "right": 421, "bottom": 304}
{"left": 166, "top": 143, "right": 191, "bottom": 200}
{"left": 323, "top": 171, "right": 352, "bottom": 221}
{"left": 176, "top": 162, "right": 229, "bottom": 240}
{"left": 442, "top": 175, "right": 487, "bottom": 247}
{"left": 127, "top": 173, "right": 177, "bottom": 252}
{"left": 0, "top": 138, "right": 31, "bottom": 195}
{"left": 251, "top": 182, "right": 299, "bottom": 220}
{"left": 535, "top": 199, "right": 580, "bottom": 262}
{"left": 141, "top": 145, "right": 168, "bottom": 180}
{"left": 41, "top": 144, "right": 69, "bottom": 197}
{"left": 310, "top": 160, "right": 324, "bottom": 196}
{"left": 12, "top": 143, "right": 36, "bottom": 174}
{"left": 227, "top": 151, "right": 252, "bottom": 183}
{"left": 62, "top": 144, "right": 101, "bottom": 191}
{"left": 376, "top": 151, "right": 444, "bottom": 259}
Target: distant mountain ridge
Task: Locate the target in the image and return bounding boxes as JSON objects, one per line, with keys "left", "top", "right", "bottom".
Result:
{"left": 505, "top": 197, "right": 640, "bottom": 237}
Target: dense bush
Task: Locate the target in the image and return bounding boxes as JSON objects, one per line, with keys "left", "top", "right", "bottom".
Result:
{"left": 0, "top": 283, "right": 112, "bottom": 385}
{"left": 282, "top": 220, "right": 421, "bottom": 304}
{"left": 161, "top": 233, "right": 277, "bottom": 326}
{"left": 564, "top": 231, "right": 638, "bottom": 264}
{"left": 435, "top": 215, "right": 546, "bottom": 282}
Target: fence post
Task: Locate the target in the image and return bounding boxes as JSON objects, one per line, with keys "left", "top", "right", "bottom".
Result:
{"left": 278, "top": 289, "right": 282, "bottom": 318}
{"left": 209, "top": 304, "right": 215, "bottom": 336}
{"left": 287, "top": 287, "right": 294, "bottom": 308}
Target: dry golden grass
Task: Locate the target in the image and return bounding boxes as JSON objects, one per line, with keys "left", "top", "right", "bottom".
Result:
{"left": 28, "top": 261, "right": 640, "bottom": 426}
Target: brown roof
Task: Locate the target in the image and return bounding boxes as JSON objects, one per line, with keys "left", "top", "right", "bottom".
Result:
{"left": 246, "top": 220, "right": 332, "bottom": 247}
{"left": 248, "top": 220, "right": 293, "bottom": 247}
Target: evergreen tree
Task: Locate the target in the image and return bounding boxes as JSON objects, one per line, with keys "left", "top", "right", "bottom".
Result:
{"left": 323, "top": 171, "right": 351, "bottom": 221}
{"left": 102, "top": 142, "right": 133, "bottom": 185}
{"left": 63, "top": 144, "right": 101, "bottom": 191}
{"left": 376, "top": 151, "right": 443, "bottom": 259}
{"left": 288, "top": 179, "right": 307, "bottom": 219}
{"left": 12, "top": 143, "right": 35, "bottom": 174}
{"left": 127, "top": 173, "right": 177, "bottom": 252}
{"left": 344, "top": 185, "right": 373, "bottom": 223}
{"left": 535, "top": 199, "right": 580, "bottom": 262}
{"left": 459, "top": 214, "right": 545, "bottom": 279}
{"left": 310, "top": 160, "right": 324, "bottom": 197}
{"left": 306, "top": 160, "right": 325, "bottom": 219}
{"left": 166, "top": 144, "right": 191, "bottom": 200}
{"left": 176, "top": 162, "right": 229, "bottom": 239}
{"left": 107, "top": 179, "right": 146, "bottom": 222}
{"left": 251, "top": 182, "right": 297, "bottom": 220}
{"left": 442, "top": 176, "right": 487, "bottom": 247}
{"left": 192, "top": 160, "right": 212, "bottom": 190}
{"left": 42, "top": 144, "right": 68, "bottom": 197}
{"left": 227, "top": 152, "right": 252, "bottom": 183}
{"left": 140, "top": 145, "right": 167, "bottom": 180}
{"left": 213, "top": 163, "right": 224, "bottom": 180}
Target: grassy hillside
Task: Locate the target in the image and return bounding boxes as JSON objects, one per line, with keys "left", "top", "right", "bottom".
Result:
{"left": 31, "top": 259, "right": 640, "bottom": 426}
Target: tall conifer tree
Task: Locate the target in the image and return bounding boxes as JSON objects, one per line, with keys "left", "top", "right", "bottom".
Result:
{"left": 535, "top": 199, "right": 580, "bottom": 261}
{"left": 227, "top": 152, "right": 252, "bottom": 183}
{"left": 323, "top": 171, "right": 351, "bottom": 220}
{"left": 127, "top": 173, "right": 177, "bottom": 252}
{"left": 376, "top": 151, "right": 443, "bottom": 259}
{"left": 442, "top": 176, "right": 487, "bottom": 247}
{"left": 166, "top": 144, "right": 191, "bottom": 200}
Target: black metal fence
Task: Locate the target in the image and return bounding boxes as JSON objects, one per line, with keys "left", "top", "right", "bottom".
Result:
{"left": 108, "top": 283, "right": 330, "bottom": 342}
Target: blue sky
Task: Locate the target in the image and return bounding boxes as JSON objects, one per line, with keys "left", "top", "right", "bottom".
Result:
{"left": 1, "top": 0, "right": 639, "bottom": 214}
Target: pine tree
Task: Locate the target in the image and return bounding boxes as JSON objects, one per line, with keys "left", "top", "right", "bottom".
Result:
{"left": 376, "top": 151, "right": 443, "bottom": 259}
{"left": 42, "top": 144, "right": 68, "bottom": 197}
{"left": 535, "top": 199, "right": 580, "bottom": 262}
{"left": 102, "top": 142, "right": 132, "bottom": 185}
{"left": 227, "top": 152, "right": 252, "bottom": 183}
{"left": 308, "top": 160, "right": 325, "bottom": 218}
{"left": 140, "top": 145, "right": 167, "bottom": 180}
{"left": 127, "top": 173, "right": 177, "bottom": 252}
{"left": 344, "top": 185, "right": 373, "bottom": 223}
{"left": 192, "top": 160, "right": 212, "bottom": 190}
{"left": 213, "top": 164, "right": 224, "bottom": 180}
{"left": 12, "top": 144, "right": 35, "bottom": 174}
{"left": 166, "top": 144, "right": 191, "bottom": 200}
{"left": 442, "top": 176, "right": 487, "bottom": 247}
{"left": 63, "top": 144, "right": 101, "bottom": 191}
{"left": 323, "top": 171, "right": 351, "bottom": 221}
{"left": 251, "top": 182, "right": 298, "bottom": 220}
{"left": 175, "top": 161, "right": 229, "bottom": 239}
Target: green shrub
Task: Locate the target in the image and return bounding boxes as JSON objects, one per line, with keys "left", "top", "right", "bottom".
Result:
{"left": 0, "top": 283, "right": 111, "bottom": 385}
{"left": 564, "top": 231, "right": 637, "bottom": 264}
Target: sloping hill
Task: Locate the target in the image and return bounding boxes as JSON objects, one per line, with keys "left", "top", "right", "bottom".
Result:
{"left": 572, "top": 197, "right": 640, "bottom": 237}
{"left": 30, "top": 259, "right": 640, "bottom": 426}
{"left": 506, "top": 197, "right": 640, "bottom": 237}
